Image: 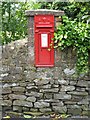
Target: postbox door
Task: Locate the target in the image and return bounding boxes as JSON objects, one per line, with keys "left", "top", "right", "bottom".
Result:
{"left": 34, "top": 15, "right": 54, "bottom": 67}
{"left": 35, "top": 30, "right": 54, "bottom": 67}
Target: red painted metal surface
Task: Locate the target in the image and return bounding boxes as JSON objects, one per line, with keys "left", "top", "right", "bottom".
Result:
{"left": 34, "top": 15, "right": 54, "bottom": 67}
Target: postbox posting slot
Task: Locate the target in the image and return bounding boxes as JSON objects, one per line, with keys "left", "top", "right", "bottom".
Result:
{"left": 36, "top": 25, "right": 53, "bottom": 28}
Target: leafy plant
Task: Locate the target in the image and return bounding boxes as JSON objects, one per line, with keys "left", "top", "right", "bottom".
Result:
{"left": 1, "top": 2, "right": 29, "bottom": 45}
{"left": 27, "top": 0, "right": 42, "bottom": 10}
{"left": 54, "top": 16, "right": 90, "bottom": 74}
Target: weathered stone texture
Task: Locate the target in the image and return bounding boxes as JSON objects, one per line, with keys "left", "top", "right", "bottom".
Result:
{"left": 26, "top": 92, "right": 43, "bottom": 98}
{"left": 9, "top": 94, "right": 26, "bottom": 100}
{"left": 2, "top": 100, "right": 12, "bottom": 106}
{"left": 13, "top": 100, "right": 33, "bottom": 107}
{"left": 12, "top": 87, "right": 25, "bottom": 92}
{"left": 34, "top": 79, "right": 49, "bottom": 85}
{"left": 52, "top": 106, "right": 67, "bottom": 113}
{"left": 60, "top": 85, "right": 75, "bottom": 91}
{"left": 26, "top": 97, "right": 36, "bottom": 102}
{"left": 34, "top": 102, "right": 50, "bottom": 108}
{"left": 54, "top": 93, "right": 71, "bottom": 100}
{"left": 40, "top": 88, "right": 59, "bottom": 93}
{"left": 2, "top": 87, "right": 12, "bottom": 94}
{"left": 39, "top": 108, "right": 52, "bottom": 112}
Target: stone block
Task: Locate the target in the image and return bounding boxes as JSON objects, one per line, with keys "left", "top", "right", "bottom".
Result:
{"left": 13, "top": 106, "right": 22, "bottom": 112}
{"left": 70, "top": 80, "right": 77, "bottom": 85}
{"left": 30, "top": 108, "right": 38, "bottom": 112}
{"left": 38, "top": 99, "right": 59, "bottom": 103}
{"left": 39, "top": 84, "right": 51, "bottom": 89}
{"left": 9, "top": 94, "right": 26, "bottom": 100}
{"left": 76, "top": 87, "right": 85, "bottom": 92}
{"left": 67, "top": 105, "right": 81, "bottom": 109}
{"left": 64, "top": 68, "right": 75, "bottom": 75}
{"left": 34, "top": 79, "right": 49, "bottom": 85}
{"left": 57, "top": 79, "right": 69, "bottom": 85}
{"left": 23, "top": 107, "right": 29, "bottom": 112}
{"left": 72, "top": 95, "right": 83, "bottom": 102}
{"left": 27, "top": 83, "right": 35, "bottom": 86}
{"left": 77, "top": 80, "right": 88, "bottom": 87}
{"left": 9, "top": 67, "right": 22, "bottom": 74}
{"left": 40, "top": 88, "right": 59, "bottom": 93}
{"left": 51, "top": 101, "right": 64, "bottom": 106}
{"left": 68, "top": 108, "right": 82, "bottom": 115}
{"left": 3, "top": 95, "right": 9, "bottom": 100}
{"left": 0, "top": 73, "right": 8, "bottom": 77}
{"left": 0, "top": 112, "right": 2, "bottom": 120}
{"left": 44, "top": 93, "right": 53, "bottom": 99}
{"left": 26, "top": 97, "right": 36, "bottom": 102}
{"left": 19, "top": 82, "right": 26, "bottom": 87}
{"left": 12, "top": 74, "right": 23, "bottom": 81}
{"left": 3, "top": 83, "right": 19, "bottom": 87}
{"left": 78, "top": 98, "right": 89, "bottom": 105}
{"left": 13, "top": 100, "right": 33, "bottom": 107}
{"left": 81, "top": 105, "right": 88, "bottom": 111}
{"left": 82, "top": 110, "right": 88, "bottom": 116}
{"left": 60, "top": 85, "right": 75, "bottom": 91}
{"left": 53, "top": 106, "right": 67, "bottom": 113}
{"left": 36, "top": 72, "right": 48, "bottom": 80}
{"left": 55, "top": 50, "right": 62, "bottom": 67}
{"left": 5, "top": 111, "right": 22, "bottom": 118}
{"left": 53, "top": 67, "right": 62, "bottom": 79}
{"left": 2, "top": 76, "right": 13, "bottom": 82}
{"left": 34, "top": 102, "right": 50, "bottom": 108}
{"left": 64, "top": 101, "right": 77, "bottom": 105}
{"left": 2, "top": 100, "right": 12, "bottom": 106}
{"left": 26, "top": 71, "right": 36, "bottom": 81}
{"left": 67, "top": 91, "right": 88, "bottom": 96}
{"left": 12, "top": 87, "right": 25, "bottom": 92}
{"left": 53, "top": 84, "right": 59, "bottom": 87}
{"left": 39, "top": 108, "right": 52, "bottom": 113}
{"left": 2, "top": 87, "right": 12, "bottom": 94}
{"left": 26, "top": 86, "right": 38, "bottom": 90}
{"left": 54, "top": 92, "right": 71, "bottom": 100}
{"left": 26, "top": 91, "right": 43, "bottom": 98}
{"left": 2, "top": 106, "right": 12, "bottom": 111}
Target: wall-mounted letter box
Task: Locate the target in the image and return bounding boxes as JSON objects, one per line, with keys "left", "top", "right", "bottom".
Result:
{"left": 34, "top": 15, "right": 54, "bottom": 67}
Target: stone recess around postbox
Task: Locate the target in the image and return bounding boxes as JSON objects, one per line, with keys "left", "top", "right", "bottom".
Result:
{"left": 25, "top": 9, "right": 65, "bottom": 67}
{"left": 25, "top": 9, "right": 65, "bottom": 17}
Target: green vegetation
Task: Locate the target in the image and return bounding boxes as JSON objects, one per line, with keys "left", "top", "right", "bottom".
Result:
{"left": 54, "top": 16, "right": 90, "bottom": 74}
{"left": 1, "top": 2, "right": 28, "bottom": 44}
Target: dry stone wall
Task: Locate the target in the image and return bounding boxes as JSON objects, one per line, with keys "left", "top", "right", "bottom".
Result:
{"left": 0, "top": 9, "right": 90, "bottom": 118}
{"left": 0, "top": 38, "right": 90, "bottom": 117}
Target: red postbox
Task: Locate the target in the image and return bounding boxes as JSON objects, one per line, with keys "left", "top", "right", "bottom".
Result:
{"left": 34, "top": 15, "right": 54, "bottom": 67}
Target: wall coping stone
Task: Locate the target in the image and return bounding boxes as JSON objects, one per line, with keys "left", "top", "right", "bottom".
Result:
{"left": 25, "top": 9, "right": 64, "bottom": 16}
{"left": 1, "top": 117, "right": 90, "bottom": 120}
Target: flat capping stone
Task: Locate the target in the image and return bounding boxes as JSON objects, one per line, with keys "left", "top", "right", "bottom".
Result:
{"left": 25, "top": 9, "right": 64, "bottom": 17}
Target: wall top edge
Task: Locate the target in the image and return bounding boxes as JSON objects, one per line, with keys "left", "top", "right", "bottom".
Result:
{"left": 25, "top": 9, "right": 65, "bottom": 17}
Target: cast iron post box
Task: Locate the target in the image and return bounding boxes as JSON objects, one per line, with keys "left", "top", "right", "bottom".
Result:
{"left": 34, "top": 15, "right": 54, "bottom": 67}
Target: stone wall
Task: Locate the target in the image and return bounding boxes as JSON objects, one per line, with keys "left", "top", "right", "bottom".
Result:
{"left": 0, "top": 9, "right": 90, "bottom": 118}
{"left": 0, "top": 38, "right": 90, "bottom": 117}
